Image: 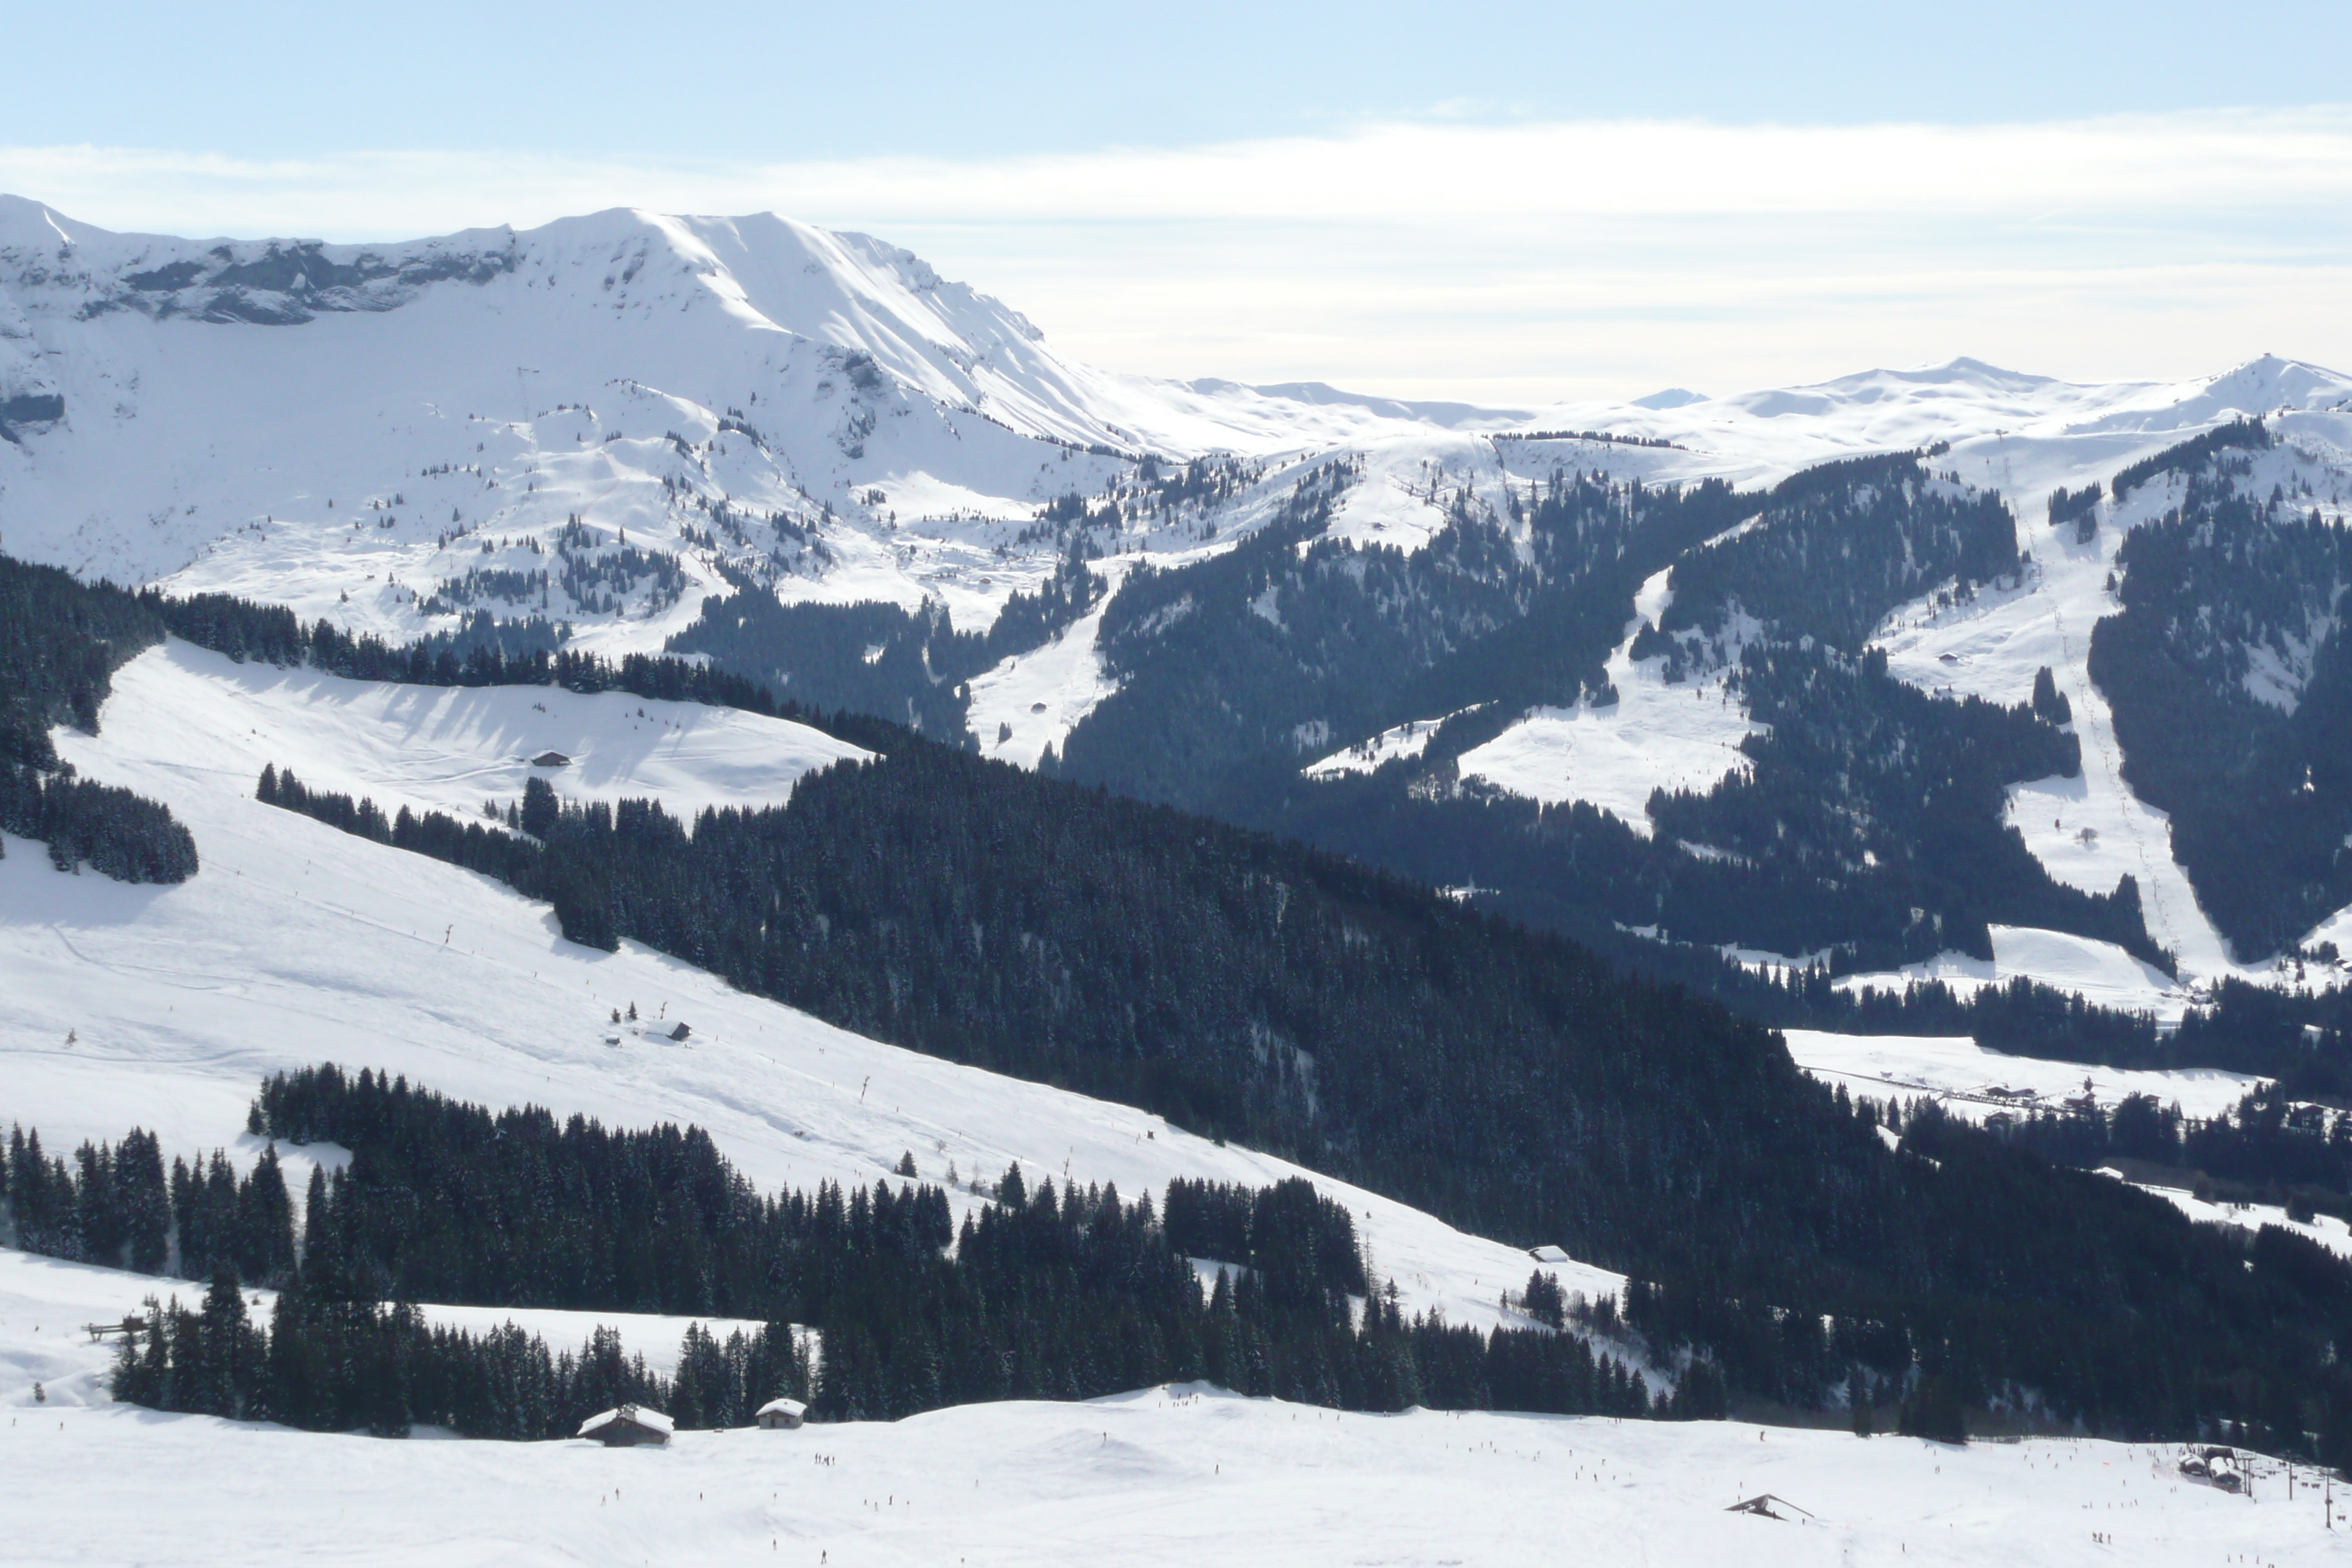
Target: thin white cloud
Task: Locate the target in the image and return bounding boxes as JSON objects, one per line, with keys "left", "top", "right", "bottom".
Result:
{"left": 3, "top": 110, "right": 2348, "bottom": 400}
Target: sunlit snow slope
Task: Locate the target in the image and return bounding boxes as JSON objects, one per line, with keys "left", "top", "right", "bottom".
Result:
{"left": 0, "top": 641, "right": 1618, "bottom": 1341}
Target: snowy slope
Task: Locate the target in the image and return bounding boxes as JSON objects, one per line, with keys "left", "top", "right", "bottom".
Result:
{"left": 1863, "top": 395, "right": 2352, "bottom": 984}
{"left": 1452, "top": 565, "right": 1760, "bottom": 832}
{"left": 0, "top": 639, "right": 1620, "bottom": 1344}
{"left": 0, "top": 196, "right": 1467, "bottom": 657}
{"left": 0, "top": 1366, "right": 2332, "bottom": 1568}
{"left": 113, "top": 638, "right": 868, "bottom": 823}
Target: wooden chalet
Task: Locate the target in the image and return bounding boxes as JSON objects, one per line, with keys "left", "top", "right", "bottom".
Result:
{"left": 577, "top": 1403, "right": 674, "bottom": 1447}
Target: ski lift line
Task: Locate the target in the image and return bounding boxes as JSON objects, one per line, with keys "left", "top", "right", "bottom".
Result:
{"left": 2033, "top": 532, "right": 2199, "bottom": 968}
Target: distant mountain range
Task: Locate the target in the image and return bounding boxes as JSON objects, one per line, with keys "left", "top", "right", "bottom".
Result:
{"left": 7, "top": 193, "right": 2352, "bottom": 999}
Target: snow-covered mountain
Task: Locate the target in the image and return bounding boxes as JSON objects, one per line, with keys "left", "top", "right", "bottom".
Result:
{"left": 8, "top": 191, "right": 2352, "bottom": 1011}
{"left": 0, "top": 196, "right": 1462, "bottom": 641}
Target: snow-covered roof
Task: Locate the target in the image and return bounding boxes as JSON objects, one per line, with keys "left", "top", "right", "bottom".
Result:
{"left": 756, "top": 1398, "right": 807, "bottom": 1418}
{"left": 578, "top": 1403, "right": 675, "bottom": 1439}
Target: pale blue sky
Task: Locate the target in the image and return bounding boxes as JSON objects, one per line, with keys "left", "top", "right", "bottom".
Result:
{"left": 14, "top": 1, "right": 2345, "bottom": 157}
{"left": 7, "top": 2, "right": 2349, "bottom": 400}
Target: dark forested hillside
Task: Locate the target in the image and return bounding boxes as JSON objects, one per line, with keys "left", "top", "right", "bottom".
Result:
{"left": 1040, "top": 453, "right": 2149, "bottom": 973}
{"left": 2089, "top": 421, "right": 2352, "bottom": 957}
{"left": 250, "top": 739, "right": 2352, "bottom": 1450}
{"left": 665, "top": 549, "right": 1105, "bottom": 738}
{"left": 1624, "top": 453, "right": 2158, "bottom": 966}
{"left": 1657, "top": 452, "right": 2020, "bottom": 652}
{"left": 1058, "top": 461, "right": 1749, "bottom": 807}
{"left": 0, "top": 556, "right": 197, "bottom": 881}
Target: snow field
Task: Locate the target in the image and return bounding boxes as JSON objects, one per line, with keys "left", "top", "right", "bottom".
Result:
{"left": 1779, "top": 1028, "right": 2263, "bottom": 1126}
{"left": 1300, "top": 709, "right": 1471, "bottom": 779}
{"left": 963, "top": 556, "right": 1146, "bottom": 769}
{"left": 1804, "top": 923, "right": 2190, "bottom": 1021}
{"left": 101, "top": 639, "right": 869, "bottom": 826}
{"left": 1453, "top": 565, "right": 1759, "bottom": 834}
{"left": 0, "top": 1369, "right": 2332, "bottom": 1568}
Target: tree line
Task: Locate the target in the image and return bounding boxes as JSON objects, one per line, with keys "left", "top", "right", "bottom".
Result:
{"left": 8, "top": 1067, "right": 1686, "bottom": 1437}
{"left": 0, "top": 554, "right": 198, "bottom": 883}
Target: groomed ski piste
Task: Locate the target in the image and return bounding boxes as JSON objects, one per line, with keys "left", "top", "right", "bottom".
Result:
{"left": 5, "top": 638, "right": 2334, "bottom": 1564}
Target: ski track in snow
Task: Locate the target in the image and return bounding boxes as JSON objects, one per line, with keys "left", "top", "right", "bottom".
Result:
{"left": 1861, "top": 413, "right": 2352, "bottom": 1003}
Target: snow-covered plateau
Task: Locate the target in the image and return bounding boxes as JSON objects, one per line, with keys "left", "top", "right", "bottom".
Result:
{"left": 2, "top": 1349, "right": 2335, "bottom": 1568}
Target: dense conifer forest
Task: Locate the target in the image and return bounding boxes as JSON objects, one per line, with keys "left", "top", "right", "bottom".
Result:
{"left": 1055, "top": 460, "right": 1744, "bottom": 804}
{"left": 11, "top": 1068, "right": 2352, "bottom": 1455}
{"left": 995, "top": 452, "right": 2157, "bottom": 975}
{"left": 5, "top": 1071, "right": 1672, "bottom": 1437}
{"left": 666, "top": 548, "right": 1106, "bottom": 736}
{"left": 2089, "top": 418, "right": 2352, "bottom": 955}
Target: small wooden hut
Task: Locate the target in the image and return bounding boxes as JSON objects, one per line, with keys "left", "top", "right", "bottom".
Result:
{"left": 577, "top": 1403, "right": 674, "bottom": 1447}
{"left": 532, "top": 751, "right": 572, "bottom": 768}
{"left": 755, "top": 1398, "right": 807, "bottom": 1430}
